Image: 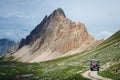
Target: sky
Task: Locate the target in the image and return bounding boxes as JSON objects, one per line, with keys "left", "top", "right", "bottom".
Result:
{"left": 0, "top": 0, "right": 120, "bottom": 41}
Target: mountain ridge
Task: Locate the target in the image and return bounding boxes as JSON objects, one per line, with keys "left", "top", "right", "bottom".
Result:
{"left": 18, "top": 8, "right": 66, "bottom": 50}
{"left": 8, "top": 8, "right": 103, "bottom": 62}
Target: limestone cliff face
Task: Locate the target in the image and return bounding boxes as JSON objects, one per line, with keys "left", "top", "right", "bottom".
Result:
{"left": 12, "top": 8, "right": 98, "bottom": 62}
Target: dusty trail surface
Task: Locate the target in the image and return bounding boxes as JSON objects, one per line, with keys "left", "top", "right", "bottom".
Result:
{"left": 82, "top": 71, "right": 112, "bottom": 80}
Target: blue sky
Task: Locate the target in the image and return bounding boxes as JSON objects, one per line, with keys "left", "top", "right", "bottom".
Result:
{"left": 0, "top": 0, "right": 120, "bottom": 41}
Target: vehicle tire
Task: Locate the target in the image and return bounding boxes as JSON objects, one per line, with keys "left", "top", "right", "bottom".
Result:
{"left": 97, "top": 68, "right": 99, "bottom": 71}
{"left": 90, "top": 68, "right": 93, "bottom": 71}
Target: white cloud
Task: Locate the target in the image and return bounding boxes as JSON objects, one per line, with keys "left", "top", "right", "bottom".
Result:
{"left": 101, "top": 31, "right": 113, "bottom": 39}
{"left": 93, "top": 31, "right": 113, "bottom": 40}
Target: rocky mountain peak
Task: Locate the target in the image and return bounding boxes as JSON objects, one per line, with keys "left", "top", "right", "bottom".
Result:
{"left": 48, "top": 8, "right": 66, "bottom": 21}
{"left": 11, "top": 8, "right": 103, "bottom": 62}
{"left": 54, "top": 8, "right": 66, "bottom": 17}
{"left": 17, "top": 8, "right": 66, "bottom": 50}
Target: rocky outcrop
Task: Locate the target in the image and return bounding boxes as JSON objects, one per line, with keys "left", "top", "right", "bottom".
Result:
{"left": 17, "top": 8, "right": 66, "bottom": 50}
{"left": 18, "top": 15, "right": 48, "bottom": 49}
{"left": 11, "top": 8, "right": 103, "bottom": 62}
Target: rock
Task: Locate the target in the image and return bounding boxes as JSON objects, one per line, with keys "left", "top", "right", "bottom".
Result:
{"left": 15, "top": 74, "right": 35, "bottom": 80}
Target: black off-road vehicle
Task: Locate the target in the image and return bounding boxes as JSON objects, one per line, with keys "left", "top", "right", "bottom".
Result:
{"left": 90, "top": 59, "right": 100, "bottom": 71}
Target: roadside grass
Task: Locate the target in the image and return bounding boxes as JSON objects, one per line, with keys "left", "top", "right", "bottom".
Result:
{"left": 0, "top": 61, "right": 90, "bottom": 80}
{"left": 0, "top": 61, "right": 38, "bottom": 80}
{"left": 98, "top": 63, "right": 120, "bottom": 80}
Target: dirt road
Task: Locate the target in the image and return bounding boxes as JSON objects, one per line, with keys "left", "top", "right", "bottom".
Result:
{"left": 82, "top": 71, "right": 112, "bottom": 80}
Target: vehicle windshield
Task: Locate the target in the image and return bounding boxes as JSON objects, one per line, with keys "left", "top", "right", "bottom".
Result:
{"left": 90, "top": 59, "right": 99, "bottom": 64}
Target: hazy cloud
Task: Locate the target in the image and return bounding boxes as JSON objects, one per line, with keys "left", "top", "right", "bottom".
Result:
{"left": 93, "top": 31, "right": 113, "bottom": 40}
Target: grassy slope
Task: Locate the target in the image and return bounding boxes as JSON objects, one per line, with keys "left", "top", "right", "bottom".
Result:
{"left": 0, "top": 30, "right": 120, "bottom": 80}
{"left": 99, "top": 63, "right": 120, "bottom": 80}
{"left": 97, "top": 30, "right": 120, "bottom": 80}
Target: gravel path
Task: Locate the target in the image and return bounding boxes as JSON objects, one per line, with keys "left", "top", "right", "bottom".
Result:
{"left": 82, "top": 70, "right": 112, "bottom": 80}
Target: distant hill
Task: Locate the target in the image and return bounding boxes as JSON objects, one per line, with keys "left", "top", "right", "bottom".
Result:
{"left": 0, "top": 38, "right": 15, "bottom": 56}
